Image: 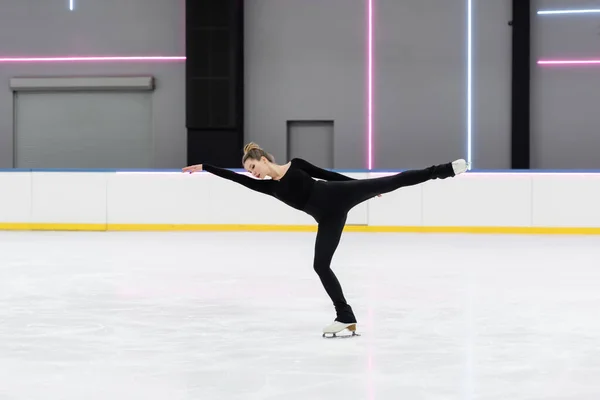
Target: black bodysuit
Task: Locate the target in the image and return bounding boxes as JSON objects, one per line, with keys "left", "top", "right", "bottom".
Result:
{"left": 203, "top": 158, "right": 456, "bottom": 323}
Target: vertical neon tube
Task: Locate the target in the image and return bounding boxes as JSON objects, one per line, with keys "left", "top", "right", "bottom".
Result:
{"left": 467, "top": 0, "right": 472, "bottom": 169}
{"left": 70, "top": 0, "right": 74, "bottom": 11}
{"left": 368, "top": 0, "right": 373, "bottom": 170}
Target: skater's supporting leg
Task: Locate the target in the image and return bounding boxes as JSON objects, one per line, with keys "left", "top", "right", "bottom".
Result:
{"left": 313, "top": 213, "right": 356, "bottom": 323}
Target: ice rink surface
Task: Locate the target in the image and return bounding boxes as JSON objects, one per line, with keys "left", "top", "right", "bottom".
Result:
{"left": 1, "top": 230, "right": 600, "bottom": 400}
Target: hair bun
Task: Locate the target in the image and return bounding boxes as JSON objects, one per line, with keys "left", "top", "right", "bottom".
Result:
{"left": 243, "top": 142, "right": 260, "bottom": 154}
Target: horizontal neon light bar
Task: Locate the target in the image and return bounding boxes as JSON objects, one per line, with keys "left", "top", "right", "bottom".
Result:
{"left": 538, "top": 9, "right": 600, "bottom": 15}
{"left": 0, "top": 56, "right": 186, "bottom": 63}
{"left": 538, "top": 59, "right": 600, "bottom": 65}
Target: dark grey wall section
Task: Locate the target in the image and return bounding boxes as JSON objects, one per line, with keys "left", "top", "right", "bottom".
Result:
{"left": 0, "top": 0, "right": 184, "bottom": 56}
{"left": 287, "top": 121, "right": 334, "bottom": 168}
{"left": 0, "top": 0, "right": 513, "bottom": 170}
{"left": 473, "top": 0, "right": 512, "bottom": 170}
{"left": 0, "top": 63, "right": 185, "bottom": 169}
{"left": 245, "top": 0, "right": 512, "bottom": 170}
{"left": 244, "top": 0, "right": 365, "bottom": 169}
{"left": 375, "top": 0, "right": 465, "bottom": 170}
{"left": 531, "top": 0, "right": 600, "bottom": 168}
{"left": 0, "top": 0, "right": 185, "bottom": 169}
{"left": 531, "top": 68, "right": 600, "bottom": 169}
{"left": 15, "top": 91, "right": 153, "bottom": 169}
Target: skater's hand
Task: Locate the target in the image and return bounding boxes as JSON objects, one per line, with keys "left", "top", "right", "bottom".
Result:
{"left": 182, "top": 164, "right": 203, "bottom": 173}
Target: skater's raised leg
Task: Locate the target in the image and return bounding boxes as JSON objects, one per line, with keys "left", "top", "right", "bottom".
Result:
{"left": 333, "top": 159, "right": 468, "bottom": 212}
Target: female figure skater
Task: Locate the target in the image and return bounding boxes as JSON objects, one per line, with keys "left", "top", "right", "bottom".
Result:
{"left": 183, "top": 143, "right": 468, "bottom": 337}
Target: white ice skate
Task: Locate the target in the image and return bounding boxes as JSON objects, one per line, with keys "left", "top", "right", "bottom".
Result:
{"left": 452, "top": 159, "right": 469, "bottom": 175}
{"left": 322, "top": 321, "right": 360, "bottom": 338}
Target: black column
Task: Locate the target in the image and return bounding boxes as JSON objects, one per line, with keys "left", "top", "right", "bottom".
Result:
{"left": 186, "top": 0, "right": 244, "bottom": 168}
{"left": 510, "top": 0, "right": 531, "bottom": 169}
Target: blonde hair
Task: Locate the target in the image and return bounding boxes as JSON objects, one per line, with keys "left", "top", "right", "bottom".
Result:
{"left": 242, "top": 142, "right": 274, "bottom": 165}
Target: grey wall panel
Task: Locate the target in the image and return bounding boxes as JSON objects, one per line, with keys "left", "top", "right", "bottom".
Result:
{"left": 531, "top": 0, "right": 600, "bottom": 168}
{"left": 0, "top": 0, "right": 185, "bottom": 169}
{"left": 287, "top": 121, "right": 334, "bottom": 168}
{"left": 15, "top": 91, "right": 153, "bottom": 169}
{"left": 245, "top": 0, "right": 512, "bottom": 170}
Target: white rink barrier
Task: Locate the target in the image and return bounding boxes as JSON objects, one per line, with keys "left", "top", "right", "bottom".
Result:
{"left": 1, "top": 170, "right": 600, "bottom": 234}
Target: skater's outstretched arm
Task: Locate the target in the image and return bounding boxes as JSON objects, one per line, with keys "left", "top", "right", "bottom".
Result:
{"left": 293, "top": 158, "right": 356, "bottom": 182}
{"left": 183, "top": 164, "right": 274, "bottom": 195}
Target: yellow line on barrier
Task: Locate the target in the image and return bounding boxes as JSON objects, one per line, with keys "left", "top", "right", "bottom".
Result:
{"left": 108, "top": 224, "right": 319, "bottom": 232}
{"left": 0, "top": 223, "right": 107, "bottom": 231}
{"left": 1, "top": 223, "right": 600, "bottom": 235}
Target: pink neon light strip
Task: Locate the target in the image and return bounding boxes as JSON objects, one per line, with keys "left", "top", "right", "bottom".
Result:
{"left": 367, "top": 0, "right": 373, "bottom": 170}
{"left": 0, "top": 56, "right": 186, "bottom": 63}
{"left": 538, "top": 59, "right": 600, "bottom": 65}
